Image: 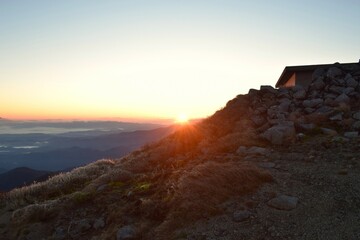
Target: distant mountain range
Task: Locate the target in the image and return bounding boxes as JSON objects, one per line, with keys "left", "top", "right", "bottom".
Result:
{"left": 0, "top": 167, "right": 54, "bottom": 191}
{"left": 0, "top": 126, "right": 175, "bottom": 172}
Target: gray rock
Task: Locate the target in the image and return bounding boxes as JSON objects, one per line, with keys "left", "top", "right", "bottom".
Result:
{"left": 312, "top": 77, "right": 325, "bottom": 90}
{"left": 302, "top": 98, "right": 323, "bottom": 108}
{"left": 247, "top": 146, "right": 270, "bottom": 156}
{"left": 329, "top": 85, "right": 345, "bottom": 95}
{"left": 321, "top": 128, "right": 338, "bottom": 136}
{"left": 70, "top": 219, "right": 92, "bottom": 237}
{"left": 332, "top": 136, "right": 350, "bottom": 142}
{"left": 236, "top": 146, "right": 247, "bottom": 154}
{"left": 232, "top": 210, "right": 252, "bottom": 222}
{"left": 334, "top": 94, "right": 350, "bottom": 104}
{"left": 97, "top": 184, "right": 108, "bottom": 192}
{"left": 343, "top": 87, "right": 355, "bottom": 95}
{"left": 258, "top": 162, "right": 276, "bottom": 169}
{"left": 304, "top": 107, "right": 315, "bottom": 114}
{"left": 344, "top": 131, "right": 358, "bottom": 138}
{"left": 352, "top": 121, "right": 360, "bottom": 130}
{"left": 267, "top": 195, "right": 298, "bottom": 210}
{"left": 315, "top": 106, "right": 333, "bottom": 114}
{"left": 117, "top": 225, "right": 136, "bottom": 240}
{"left": 93, "top": 217, "right": 105, "bottom": 230}
{"left": 353, "top": 111, "right": 360, "bottom": 120}
{"left": 54, "top": 227, "right": 66, "bottom": 239}
{"left": 262, "top": 121, "right": 296, "bottom": 145}
{"left": 293, "top": 89, "right": 306, "bottom": 99}
{"left": 278, "top": 100, "right": 291, "bottom": 112}
{"left": 324, "top": 93, "right": 338, "bottom": 100}
{"left": 299, "top": 123, "right": 316, "bottom": 131}
{"left": 312, "top": 68, "right": 326, "bottom": 80}
{"left": 345, "top": 75, "right": 358, "bottom": 88}
{"left": 236, "top": 146, "right": 270, "bottom": 156}
{"left": 329, "top": 113, "right": 343, "bottom": 121}
{"left": 327, "top": 66, "right": 343, "bottom": 79}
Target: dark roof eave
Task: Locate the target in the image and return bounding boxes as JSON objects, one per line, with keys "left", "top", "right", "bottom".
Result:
{"left": 275, "top": 62, "right": 359, "bottom": 88}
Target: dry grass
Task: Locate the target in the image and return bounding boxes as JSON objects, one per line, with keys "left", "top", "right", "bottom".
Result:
{"left": 153, "top": 160, "right": 272, "bottom": 238}
{"left": 1, "top": 159, "right": 115, "bottom": 209}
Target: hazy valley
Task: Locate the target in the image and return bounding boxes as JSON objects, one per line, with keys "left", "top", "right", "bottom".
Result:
{"left": 0, "top": 120, "right": 174, "bottom": 191}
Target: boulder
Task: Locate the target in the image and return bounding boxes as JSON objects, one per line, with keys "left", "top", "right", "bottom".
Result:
{"left": 262, "top": 121, "right": 296, "bottom": 145}
{"left": 327, "top": 66, "right": 343, "bottom": 79}
{"left": 345, "top": 75, "right": 358, "bottom": 88}
{"left": 302, "top": 98, "right": 323, "bottom": 108}
{"left": 267, "top": 195, "right": 298, "bottom": 210}
{"left": 278, "top": 100, "right": 291, "bottom": 112}
{"left": 343, "top": 87, "right": 355, "bottom": 95}
{"left": 293, "top": 89, "right": 306, "bottom": 100}
{"left": 232, "top": 210, "right": 252, "bottom": 222}
{"left": 334, "top": 94, "right": 350, "bottom": 104}
{"left": 329, "top": 85, "right": 345, "bottom": 95}
{"left": 311, "top": 77, "right": 325, "bottom": 90}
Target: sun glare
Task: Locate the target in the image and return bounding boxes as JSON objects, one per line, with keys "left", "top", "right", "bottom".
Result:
{"left": 176, "top": 114, "right": 189, "bottom": 124}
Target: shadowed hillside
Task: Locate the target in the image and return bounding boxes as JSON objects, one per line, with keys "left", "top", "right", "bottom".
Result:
{"left": 1, "top": 63, "right": 360, "bottom": 239}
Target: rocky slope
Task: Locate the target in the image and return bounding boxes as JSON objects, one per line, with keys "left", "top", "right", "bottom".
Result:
{"left": 1, "top": 62, "right": 360, "bottom": 240}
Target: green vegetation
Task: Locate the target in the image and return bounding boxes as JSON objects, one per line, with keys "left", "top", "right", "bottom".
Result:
{"left": 71, "top": 191, "right": 94, "bottom": 205}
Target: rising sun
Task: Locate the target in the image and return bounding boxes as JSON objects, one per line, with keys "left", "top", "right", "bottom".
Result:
{"left": 176, "top": 114, "right": 189, "bottom": 124}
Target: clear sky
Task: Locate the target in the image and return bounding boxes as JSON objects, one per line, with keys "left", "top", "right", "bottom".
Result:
{"left": 1, "top": 0, "right": 359, "bottom": 122}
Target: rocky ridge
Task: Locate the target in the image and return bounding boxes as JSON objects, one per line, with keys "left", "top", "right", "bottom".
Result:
{"left": 1, "top": 62, "right": 360, "bottom": 239}
{"left": 249, "top": 63, "right": 360, "bottom": 145}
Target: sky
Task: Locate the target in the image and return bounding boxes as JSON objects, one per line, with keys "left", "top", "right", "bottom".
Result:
{"left": 1, "top": 0, "right": 359, "bottom": 122}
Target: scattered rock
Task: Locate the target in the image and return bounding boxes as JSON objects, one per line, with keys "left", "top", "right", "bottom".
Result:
{"left": 237, "top": 146, "right": 270, "bottom": 156}
{"left": 321, "top": 128, "right": 338, "bottom": 136}
{"left": 232, "top": 210, "right": 252, "bottom": 222}
{"left": 329, "top": 113, "right": 343, "bottom": 121}
{"left": 352, "top": 121, "right": 360, "bottom": 130}
{"left": 267, "top": 195, "right": 298, "bottom": 210}
{"left": 117, "top": 225, "right": 136, "bottom": 240}
{"left": 298, "top": 123, "right": 316, "bottom": 131}
{"left": 344, "top": 131, "right": 358, "bottom": 138}
{"left": 53, "top": 227, "right": 66, "bottom": 239}
{"left": 262, "top": 122, "right": 296, "bottom": 145}
{"left": 93, "top": 217, "right": 105, "bottom": 230}
{"left": 69, "top": 219, "right": 92, "bottom": 237}
{"left": 97, "top": 184, "right": 108, "bottom": 192}
{"left": 247, "top": 146, "right": 270, "bottom": 156}
{"left": 258, "top": 162, "right": 276, "bottom": 169}
{"left": 352, "top": 111, "right": 360, "bottom": 120}
{"left": 334, "top": 94, "right": 350, "bottom": 104}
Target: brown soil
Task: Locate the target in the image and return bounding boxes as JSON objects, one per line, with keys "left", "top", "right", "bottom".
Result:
{"left": 180, "top": 136, "right": 360, "bottom": 240}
